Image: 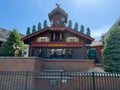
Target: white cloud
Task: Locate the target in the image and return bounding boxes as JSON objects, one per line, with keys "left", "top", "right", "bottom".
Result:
{"left": 91, "top": 25, "right": 112, "bottom": 41}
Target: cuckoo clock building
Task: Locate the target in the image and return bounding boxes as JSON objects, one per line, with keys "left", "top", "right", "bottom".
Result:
{"left": 0, "top": 4, "right": 96, "bottom": 73}
{"left": 22, "top": 5, "right": 94, "bottom": 60}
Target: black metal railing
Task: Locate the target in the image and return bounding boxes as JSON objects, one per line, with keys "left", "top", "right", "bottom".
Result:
{"left": 0, "top": 71, "right": 120, "bottom": 90}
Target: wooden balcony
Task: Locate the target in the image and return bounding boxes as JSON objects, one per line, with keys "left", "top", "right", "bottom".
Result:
{"left": 31, "top": 42, "right": 84, "bottom": 47}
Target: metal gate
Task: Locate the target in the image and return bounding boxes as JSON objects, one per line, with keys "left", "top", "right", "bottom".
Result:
{"left": 0, "top": 71, "right": 120, "bottom": 90}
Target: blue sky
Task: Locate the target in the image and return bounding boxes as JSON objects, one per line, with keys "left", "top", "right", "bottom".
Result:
{"left": 0, "top": 0, "right": 120, "bottom": 40}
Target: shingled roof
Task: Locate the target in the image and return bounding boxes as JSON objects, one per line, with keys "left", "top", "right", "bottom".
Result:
{"left": 99, "top": 16, "right": 120, "bottom": 43}
{"left": 0, "top": 28, "right": 24, "bottom": 42}
{"left": 22, "top": 26, "right": 94, "bottom": 42}
{"left": 48, "top": 4, "right": 68, "bottom": 23}
{"left": 114, "top": 17, "right": 120, "bottom": 26}
{"left": 0, "top": 28, "right": 11, "bottom": 41}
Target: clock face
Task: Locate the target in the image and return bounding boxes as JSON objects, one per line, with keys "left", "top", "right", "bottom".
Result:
{"left": 52, "top": 17, "right": 65, "bottom": 26}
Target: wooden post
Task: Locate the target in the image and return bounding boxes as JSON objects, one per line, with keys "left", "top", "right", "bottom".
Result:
{"left": 60, "top": 33, "right": 62, "bottom": 40}
{"left": 53, "top": 33, "right": 55, "bottom": 40}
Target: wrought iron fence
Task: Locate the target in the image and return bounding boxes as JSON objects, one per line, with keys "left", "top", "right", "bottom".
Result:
{"left": 0, "top": 71, "right": 120, "bottom": 90}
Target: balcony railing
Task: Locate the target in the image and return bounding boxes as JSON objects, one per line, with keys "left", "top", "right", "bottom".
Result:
{"left": 31, "top": 42, "right": 84, "bottom": 47}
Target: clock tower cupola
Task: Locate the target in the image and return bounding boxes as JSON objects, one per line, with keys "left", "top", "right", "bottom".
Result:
{"left": 48, "top": 4, "right": 68, "bottom": 26}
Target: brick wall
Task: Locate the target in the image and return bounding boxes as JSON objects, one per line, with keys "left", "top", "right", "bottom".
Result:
{"left": 43, "top": 59, "right": 95, "bottom": 72}
{"left": 0, "top": 57, "right": 43, "bottom": 71}
{"left": 0, "top": 57, "right": 95, "bottom": 72}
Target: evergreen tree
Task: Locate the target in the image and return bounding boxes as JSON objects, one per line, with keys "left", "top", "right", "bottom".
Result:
{"left": 0, "top": 28, "right": 24, "bottom": 56}
{"left": 43, "top": 20, "right": 48, "bottom": 28}
{"left": 32, "top": 25, "right": 36, "bottom": 33}
{"left": 102, "top": 26, "right": 120, "bottom": 72}
{"left": 80, "top": 25, "right": 84, "bottom": 34}
{"left": 86, "top": 27, "right": 91, "bottom": 36}
{"left": 26, "top": 27, "right": 31, "bottom": 35}
{"left": 68, "top": 20, "right": 72, "bottom": 28}
{"left": 38, "top": 22, "right": 42, "bottom": 31}
{"left": 74, "top": 22, "right": 79, "bottom": 31}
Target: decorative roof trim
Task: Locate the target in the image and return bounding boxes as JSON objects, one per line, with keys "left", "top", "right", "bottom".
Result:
{"left": 21, "top": 27, "right": 49, "bottom": 41}
{"left": 65, "top": 27, "right": 94, "bottom": 41}
{"left": 21, "top": 26, "right": 94, "bottom": 41}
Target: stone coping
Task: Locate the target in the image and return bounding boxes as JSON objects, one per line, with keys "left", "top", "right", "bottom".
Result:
{"left": 0, "top": 57, "right": 94, "bottom": 62}
{"left": 0, "top": 57, "right": 39, "bottom": 59}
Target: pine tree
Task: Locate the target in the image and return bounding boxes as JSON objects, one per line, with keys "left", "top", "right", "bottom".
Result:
{"left": 32, "top": 25, "right": 36, "bottom": 33}
{"left": 102, "top": 26, "right": 120, "bottom": 72}
{"left": 0, "top": 28, "right": 24, "bottom": 56}
{"left": 68, "top": 20, "right": 72, "bottom": 28}
{"left": 43, "top": 20, "right": 48, "bottom": 28}
{"left": 26, "top": 27, "right": 31, "bottom": 35}
{"left": 86, "top": 27, "right": 91, "bottom": 36}
{"left": 38, "top": 22, "right": 42, "bottom": 31}
{"left": 80, "top": 25, "right": 84, "bottom": 34}
{"left": 74, "top": 22, "right": 79, "bottom": 31}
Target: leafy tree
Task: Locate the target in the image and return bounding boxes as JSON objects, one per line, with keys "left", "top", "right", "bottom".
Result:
{"left": 38, "top": 22, "right": 42, "bottom": 31}
{"left": 43, "top": 20, "right": 48, "bottom": 28}
{"left": 74, "top": 22, "right": 79, "bottom": 31}
{"left": 0, "top": 28, "right": 24, "bottom": 56}
{"left": 86, "top": 27, "right": 91, "bottom": 36}
{"left": 80, "top": 25, "right": 84, "bottom": 34}
{"left": 26, "top": 27, "right": 31, "bottom": 35}
{"left": 102, "top": 26, "right": 120, "bottom": 72}
{"left": 32, "top": 25, "right": 36, "bottom": 33}
{"left": 68, "top": 20, "right": 72, "bottom": 28}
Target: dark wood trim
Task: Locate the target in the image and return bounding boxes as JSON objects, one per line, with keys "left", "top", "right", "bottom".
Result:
{"left": 48, "top": 7, "right": 68, "bottom": 18}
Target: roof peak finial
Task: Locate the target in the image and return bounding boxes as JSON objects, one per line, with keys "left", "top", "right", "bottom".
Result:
{"left": 56, "top": 3, "right": 61, "bottom": 7}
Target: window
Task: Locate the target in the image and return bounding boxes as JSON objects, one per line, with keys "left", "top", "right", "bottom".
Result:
{"left": 66, "top": 37, "right": 78, "bottom": 42}
{"left": 70, "top": 38, "right": 75, "bottom": 42}
{"left": 41, "top": 38, "right": 46, "bottom": 42}
{"left": 61, "top": 18, "right": 65, "bottom": 22}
